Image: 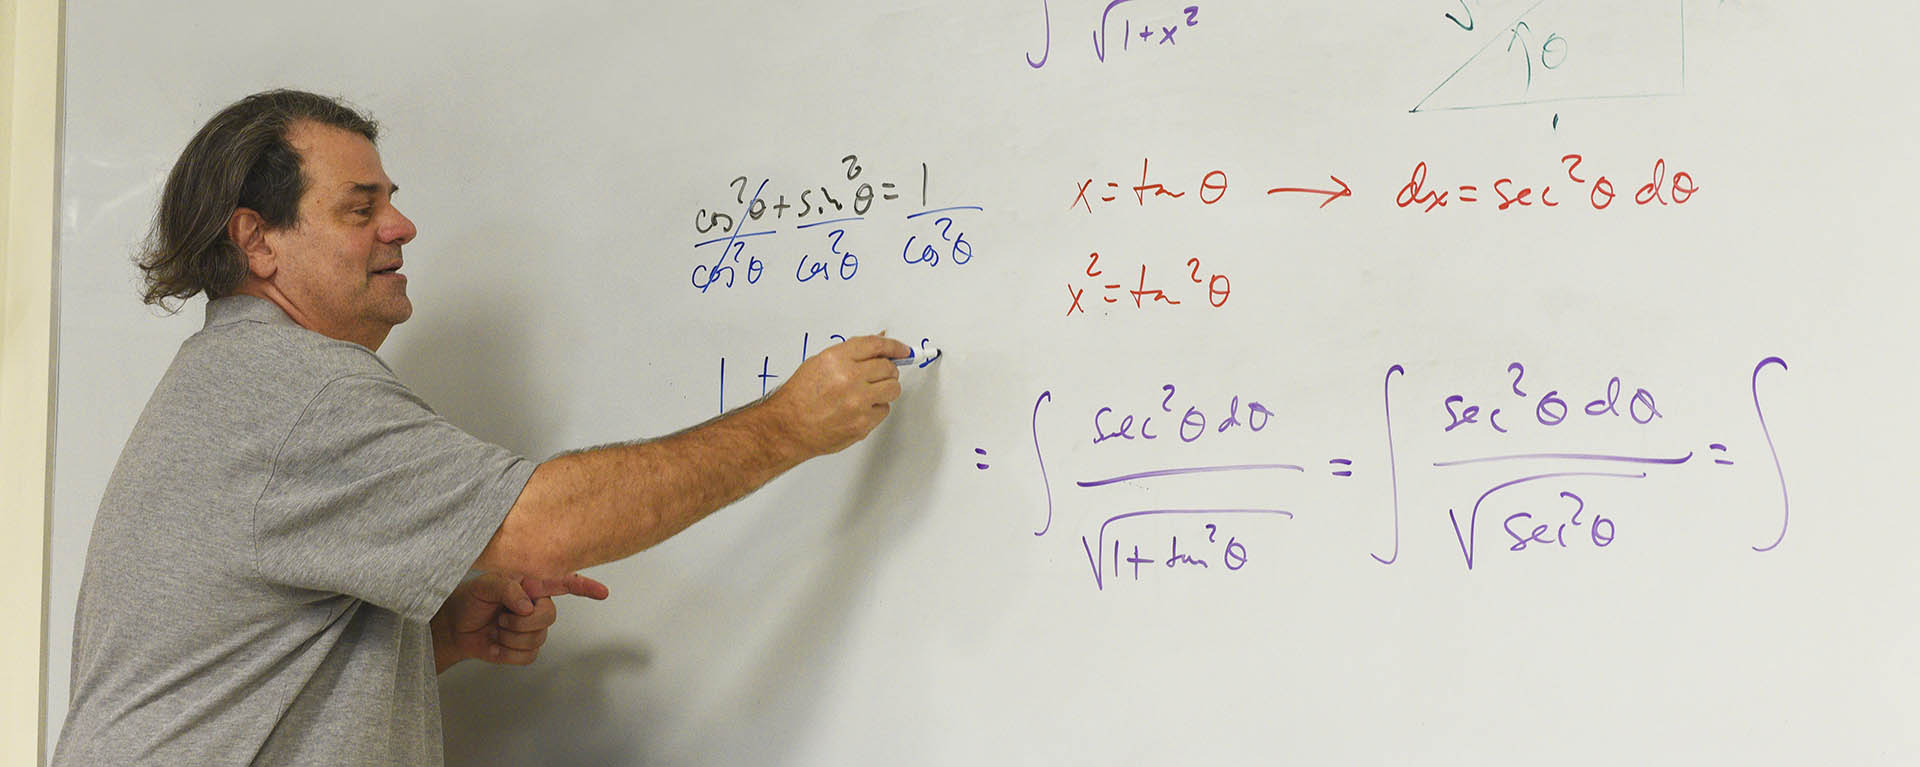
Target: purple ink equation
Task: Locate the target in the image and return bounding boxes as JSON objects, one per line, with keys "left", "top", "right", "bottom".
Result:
{"left": 1027, "top": 387, "right": 1303, "bottom": 588}
{"left": 1504, "top": 491, "right": 1615, "bottom": 553}
{"left": 1027, "top": 0, "right": 1202, "bottom": 69}
{"left": 1750, "top": 357, "right": 1790, "bottom": 552}
{"left": 1442, "top": 364, "right": 1662, "bottom": 434}
{"left": 1075, "top": 463, "right": 1303, "bottom": 487}
{"left": 1009, "top": 356, "right": 1796, "bottom": 586}
{"left": 1373, "top": 364, "right": 1405, "bottom": 565}
{"left": 1433, "top": 451, "right": 1694, "bottom": 468}
{"left": 1079, "top": 509, "right": 1290, "bottom": 590}
{"left": 1092, "top": 384, "right": 1276, "bottom": 446}
{"left": 1447, "top": 471, "right": 1646, "bottom": 570}
{"left": 1033, "top": 390, "right": 1056, "bottom": 536}
{"left": 1377, "top": 356, "right": 1793, "bottom": 570}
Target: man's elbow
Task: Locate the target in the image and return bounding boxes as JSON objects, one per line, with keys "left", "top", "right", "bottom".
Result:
{"left": 474, "top": 454, "right": 673, "bottom": 579}
{"left": 474, "top": 507, "right": 577, "bottom": 582}
{"left": 474, "top": 465, "right": 582, "bottom": 580}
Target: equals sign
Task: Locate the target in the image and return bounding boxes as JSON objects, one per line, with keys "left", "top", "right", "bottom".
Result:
{"left": 1457, "top": 185, "right": 1479, "bottom": 203}
{"left": 881, "top": 182, "right": 898, "bottom": 201}
{"left": 1710, "top": 444, "right": 1733, "bottom": 466}
{"left": 1329, "top": 458, "right": 1353, "bottom": 477}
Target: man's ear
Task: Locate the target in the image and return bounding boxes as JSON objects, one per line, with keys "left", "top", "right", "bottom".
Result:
{"left": 227, "top": 207, "right": 277, "bottom": 279}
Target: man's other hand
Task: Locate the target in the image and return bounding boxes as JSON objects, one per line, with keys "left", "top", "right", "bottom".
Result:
{"left": 432, "top": 572, "right": 611, "bottom": 673}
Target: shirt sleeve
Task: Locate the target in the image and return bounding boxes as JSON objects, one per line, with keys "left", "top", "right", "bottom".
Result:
{"left": 253, "top": 372, "right": 536, "bottom": 623}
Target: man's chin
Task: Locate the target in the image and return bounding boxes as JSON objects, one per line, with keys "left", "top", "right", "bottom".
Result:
{"left": 382, "top": 297, "right": 413, "bottom": 326}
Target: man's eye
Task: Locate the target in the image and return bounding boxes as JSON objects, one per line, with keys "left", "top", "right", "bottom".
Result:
{"left": 354, "top": 208, "right": 374, "bottom": 217}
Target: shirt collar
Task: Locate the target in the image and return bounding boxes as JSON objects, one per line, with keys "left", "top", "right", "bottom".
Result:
{"left": 204, "top": 294, "right": 300, "bottom": 330}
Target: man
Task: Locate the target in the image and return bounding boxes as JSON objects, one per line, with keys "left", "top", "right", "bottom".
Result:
{"left": 54, "top": 89, "right": 909, "bottom": 765}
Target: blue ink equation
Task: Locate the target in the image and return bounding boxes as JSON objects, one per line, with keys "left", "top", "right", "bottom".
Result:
{"left": 690, "top": 157, "right": 984, "bottom": 293}
{"left": 718, "top": 332, "right": 943, "bottom": 412}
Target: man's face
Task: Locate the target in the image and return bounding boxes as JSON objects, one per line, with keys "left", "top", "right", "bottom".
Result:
{"left": 262, "top": 121, "right": 417, "bottom": 349}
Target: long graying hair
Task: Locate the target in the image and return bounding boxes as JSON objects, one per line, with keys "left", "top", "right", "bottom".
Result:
{"left": 137, "top": 89, "right": 379, "bottom": 309}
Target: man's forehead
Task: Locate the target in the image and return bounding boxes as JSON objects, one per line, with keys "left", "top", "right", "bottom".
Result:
{"left": 288, "top": 121, "right": 394, "bottom": 195}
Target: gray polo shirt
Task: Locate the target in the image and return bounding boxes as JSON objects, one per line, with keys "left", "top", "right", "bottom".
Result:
{"left": 54, "top": 296, "right": 534, "bottom": 765}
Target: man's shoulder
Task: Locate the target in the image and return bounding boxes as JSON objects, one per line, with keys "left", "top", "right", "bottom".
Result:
{"left": 116, "top": 302, "right": 404, "bottom": 466}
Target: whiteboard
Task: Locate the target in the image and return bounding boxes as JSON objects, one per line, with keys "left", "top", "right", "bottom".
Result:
{"left": 49, "top": 1, "right": 1920, "bottom": 763}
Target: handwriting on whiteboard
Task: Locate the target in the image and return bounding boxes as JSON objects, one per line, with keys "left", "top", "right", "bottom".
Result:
{"left": 717, "top": 332, "right": 943, "bottom": 410}
{"left": 1026, "top": 1, "right": 1204, "bottom": 70}
{"left": 1069, "top": 158, "right": 1349, "bottom": 213}
{"left": 1021, "top": 358, "right": 1793, "bottom": 590}
{"left": 1397, "top": 155, "right": 1698, "bottom": 213}
{"left": 1412, "top": 0, "right": 1687, "bottom": 116}
{"left": 1061, "top": 155, "right": 1695, "bottom": 216}
{"left": 1065, "top": 253, "right": 1233, "bottom": 316}
{"left": 688, "top": 157, "right": 983, "bottom": 293}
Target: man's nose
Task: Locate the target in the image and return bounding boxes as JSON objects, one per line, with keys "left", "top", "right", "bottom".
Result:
{"left": 382, "top": 207, "right": 418, "bottom": 246}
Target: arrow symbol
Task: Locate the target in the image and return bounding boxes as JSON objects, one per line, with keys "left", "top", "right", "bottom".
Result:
{"left": 1267, "top": 175, "right": 1352, "bottom": 208}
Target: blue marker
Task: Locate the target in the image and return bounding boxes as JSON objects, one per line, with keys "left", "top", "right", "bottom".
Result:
{"left": 894, "top": 349, "right": 943, "bottom": 368}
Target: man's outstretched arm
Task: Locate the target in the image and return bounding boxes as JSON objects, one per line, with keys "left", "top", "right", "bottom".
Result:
{"left": 473, "top": 335, "right": 910, "bottom": 580}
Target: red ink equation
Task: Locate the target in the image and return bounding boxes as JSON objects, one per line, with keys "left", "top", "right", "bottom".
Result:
{"left": 1070, "top": 158, "right": 1228, "bottom": 213}
{"left": 1069, "top": 158, "right": 1349, "bottom": 213}
{"left": 1396, "top": 154, "right": 1699, "bottom": 213}
{"left": 1066, "top": 251, "right": 1231, "bottom": 316}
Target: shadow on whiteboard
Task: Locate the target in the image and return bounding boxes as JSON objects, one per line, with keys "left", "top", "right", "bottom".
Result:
{"left": 439, "top": 644, "right": 651, "bottom": 763}
{"left": 683, "top": 362, "right": 948, "bottom": 762}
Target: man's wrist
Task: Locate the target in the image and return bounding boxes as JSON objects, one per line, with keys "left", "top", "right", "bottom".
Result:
{"left": 742, "top": 394, "right": 817, "bottom": 465}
